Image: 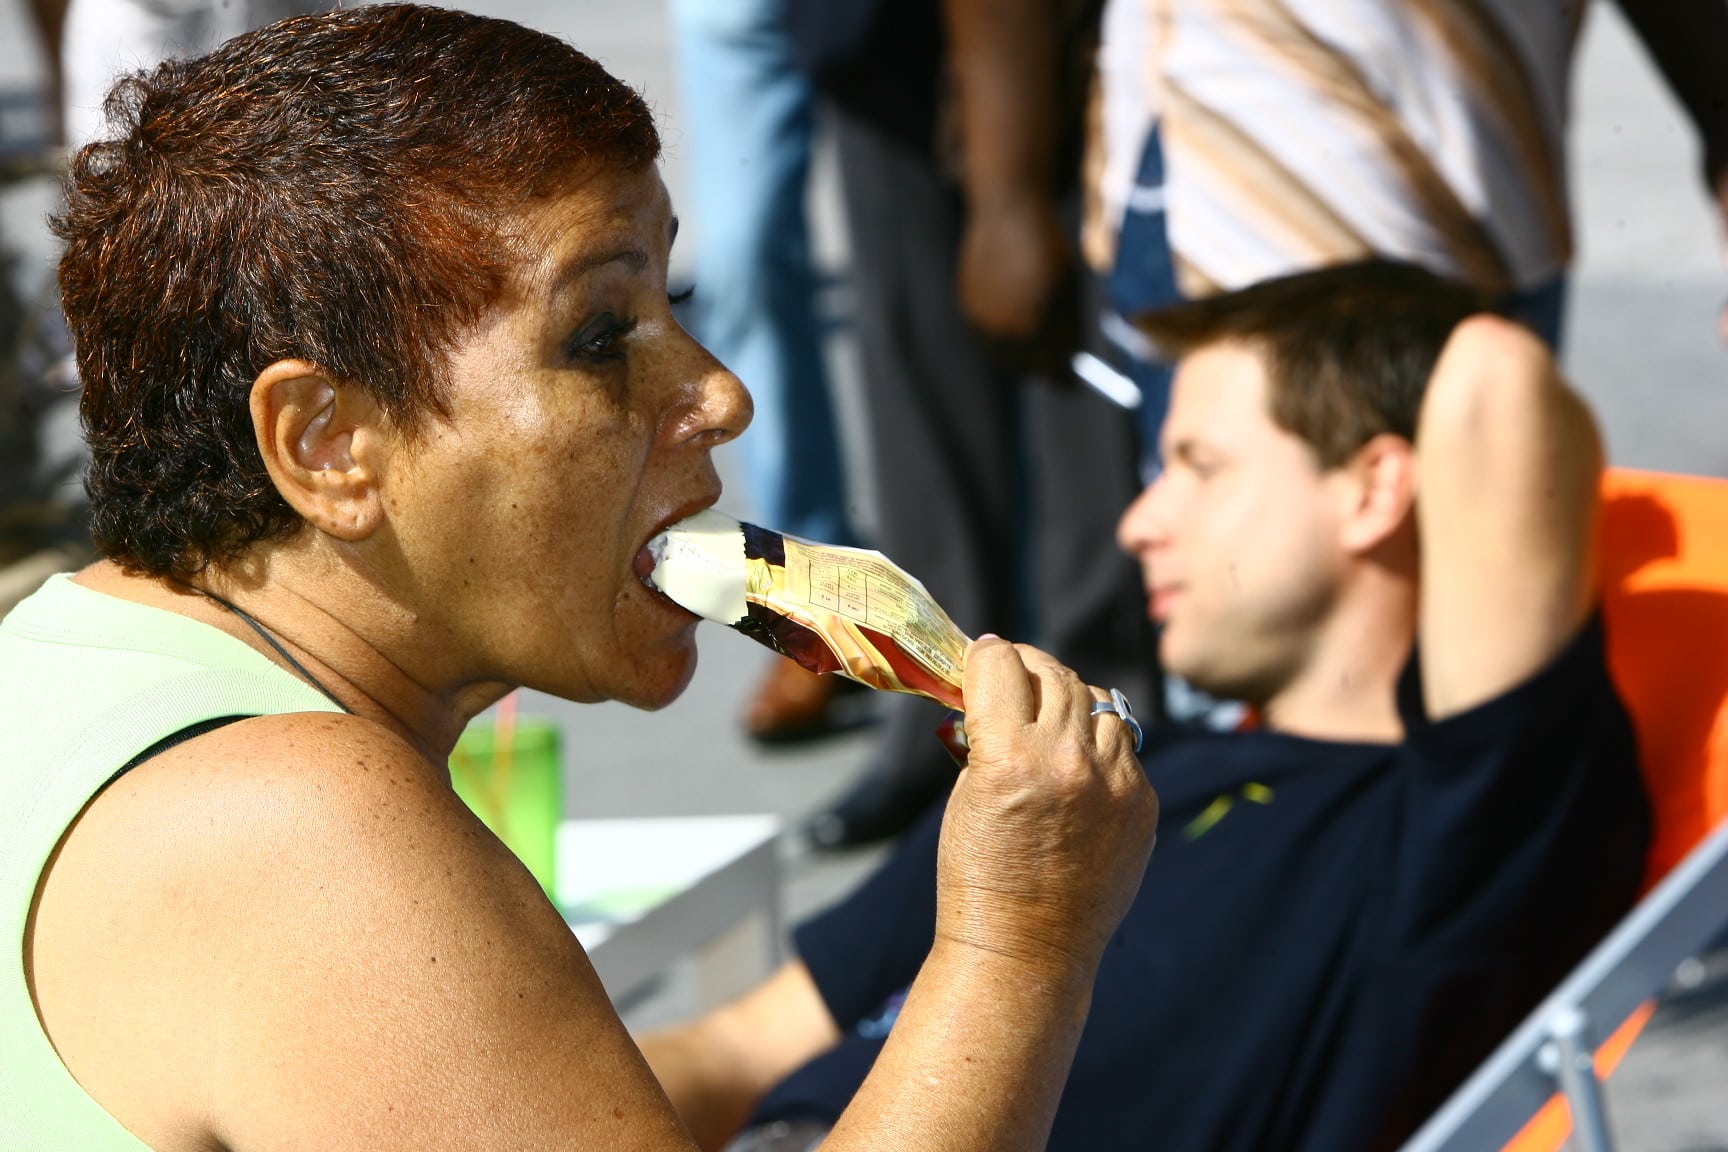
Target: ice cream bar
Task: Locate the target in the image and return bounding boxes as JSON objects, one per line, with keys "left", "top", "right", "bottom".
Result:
{"left": 648, "top": 509, "right": 970, "bottom": 716}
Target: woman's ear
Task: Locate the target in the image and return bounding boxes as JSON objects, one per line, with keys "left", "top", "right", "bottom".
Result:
{"left": 1338, "top": 433, "right": 1418, "bottom": 555}
{"left": 250, "top": 360, "right": 389, "bottom": 541}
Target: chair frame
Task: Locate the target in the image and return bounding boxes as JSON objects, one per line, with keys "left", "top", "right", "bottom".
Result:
{"left": 1399, "top": 810, "right": 1728, "bottom": 1151}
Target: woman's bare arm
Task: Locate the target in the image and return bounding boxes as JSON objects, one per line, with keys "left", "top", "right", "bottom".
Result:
{"left": 33, "top": 639, "right": 1154, "bottom": 1152}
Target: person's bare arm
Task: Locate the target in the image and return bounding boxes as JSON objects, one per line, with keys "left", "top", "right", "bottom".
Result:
{"left": 643, "top": 640, "right": 1159, "bottom": 1152}
{"left": 944, "top": 0, "right": 1068, "bottom": 343}
{"left": 31, "top": 712, "right": 700, "bottom": 1151}
{"left": 34, "top": 637, "right": 1154, "bottom": 1152}
{"left": 1415, "top": 316, "right": 1603, "bottom": 721}
{"left": 639, "top": 961, "right": 842, "bottom": 1151}
{"left": 818, "top": 639, "right": 1155, "bottom": 1151}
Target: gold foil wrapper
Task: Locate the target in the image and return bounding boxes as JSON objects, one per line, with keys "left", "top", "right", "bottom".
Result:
{"left": 733, "top": 524, "right": 973, "bottom": 762}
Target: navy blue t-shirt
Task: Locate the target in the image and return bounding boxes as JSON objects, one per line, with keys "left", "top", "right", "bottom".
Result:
{"left": 756, "top": 616, "right": 1650, "bottom": 1151}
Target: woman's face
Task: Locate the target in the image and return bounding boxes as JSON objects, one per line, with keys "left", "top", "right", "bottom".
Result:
{"left": 380, "top": 163, "right": 751, "bottom": 710}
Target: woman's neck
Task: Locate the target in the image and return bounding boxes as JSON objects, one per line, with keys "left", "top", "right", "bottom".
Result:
{"left": 74, "top": 555, "right": 507, "bottom": 762}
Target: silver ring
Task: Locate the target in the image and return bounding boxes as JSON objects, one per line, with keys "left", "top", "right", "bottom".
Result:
{"left": 1090, "top": 687, "right": 1144, "bottom": 753}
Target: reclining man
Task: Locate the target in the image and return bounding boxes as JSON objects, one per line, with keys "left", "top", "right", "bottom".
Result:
{"left": 641, "top": 261, "right": 1652, "bottom": 1152}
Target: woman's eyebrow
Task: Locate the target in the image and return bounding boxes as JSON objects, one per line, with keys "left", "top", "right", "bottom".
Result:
{"left": 548, "top": 245, "right": 649, "bottom": 299}
{"left": 543, "top": 207, "right": 676, "bottom": 299}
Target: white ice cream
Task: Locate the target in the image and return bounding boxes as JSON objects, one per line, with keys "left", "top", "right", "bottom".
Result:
{"left": 647, "top": 508, "right": 750, "bottom": 625}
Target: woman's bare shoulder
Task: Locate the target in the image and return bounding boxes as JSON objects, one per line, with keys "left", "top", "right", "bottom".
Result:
{"left": 89, "top": 711, "right": 483, "bottom": 886}
{"left": 33, "top": 711, "right": 691, "bottom": 1151}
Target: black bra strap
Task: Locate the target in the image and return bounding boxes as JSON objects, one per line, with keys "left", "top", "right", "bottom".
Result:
{"left": 108, "top": 714, "right": 252, "bottom": 784}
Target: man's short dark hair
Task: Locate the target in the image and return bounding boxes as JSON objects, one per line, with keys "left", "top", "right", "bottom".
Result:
{"left": 55, "top": 4, "right": 660, "bottom": 578}
{"left": 1136, "top": 260, "right": 1488, "bottom": 468}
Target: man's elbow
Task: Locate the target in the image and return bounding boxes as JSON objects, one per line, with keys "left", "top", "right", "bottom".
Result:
{"left": 1419, "top": 315, "right": 1601, "bottom": 483}
{"left": 1422, "top": 315, "right": 1554, "bottom": 427}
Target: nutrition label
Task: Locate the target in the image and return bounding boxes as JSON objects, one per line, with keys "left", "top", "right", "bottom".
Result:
{"left": 808, "top": 557, "right": 871, "bottom": 619}
{"left": 786, "top": 542, "right": 967, "bottom": 685}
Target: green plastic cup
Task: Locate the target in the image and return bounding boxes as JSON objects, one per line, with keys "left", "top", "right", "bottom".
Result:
{"left": 449, "top": 716, "right": 562, "bottom": 898}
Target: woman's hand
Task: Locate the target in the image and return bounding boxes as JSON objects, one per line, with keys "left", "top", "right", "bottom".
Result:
{"left": 934, "top": 637, "right": 1159, "bottom": 978}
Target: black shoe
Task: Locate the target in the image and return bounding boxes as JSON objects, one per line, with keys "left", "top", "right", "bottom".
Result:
{"left": 807, "top": 760, "right": 956, "bottom": 850}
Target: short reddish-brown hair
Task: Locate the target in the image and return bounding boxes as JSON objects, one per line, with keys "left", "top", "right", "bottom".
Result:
{"left": 56, "top": 3, "right": 660, "bottom": 578}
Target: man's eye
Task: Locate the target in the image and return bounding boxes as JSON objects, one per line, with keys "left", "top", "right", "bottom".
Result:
{"left": 566, "top": 313, "right": 638, "bottom": 363}
{"left": 1179, "top": 450, "right": 1224, "bottom": 477}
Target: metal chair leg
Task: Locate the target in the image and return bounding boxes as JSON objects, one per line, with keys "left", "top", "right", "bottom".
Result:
{"left": 1538, "top": 1006, "right": 1617, "bottom": 1152}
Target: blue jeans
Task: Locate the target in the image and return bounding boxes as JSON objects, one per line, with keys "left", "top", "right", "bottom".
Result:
{"left": 671, "top": 0, "right": 855, "bottom": 544}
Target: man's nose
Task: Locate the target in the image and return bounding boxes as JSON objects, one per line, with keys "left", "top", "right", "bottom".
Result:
{"left": 1116, "top": 474, "right": 1172, "bottom": 556}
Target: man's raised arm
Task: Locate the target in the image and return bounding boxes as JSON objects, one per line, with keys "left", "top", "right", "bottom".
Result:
{"left": 1414, "top": 315, "right": 1605, "bottom": 720}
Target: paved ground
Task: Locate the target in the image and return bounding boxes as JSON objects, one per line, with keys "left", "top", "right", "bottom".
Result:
{"left": 3, "top": 1, "right": 1726, "bottom": 1147}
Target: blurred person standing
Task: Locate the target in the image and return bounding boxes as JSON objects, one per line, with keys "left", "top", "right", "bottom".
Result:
{"left": 1, "top": 0, "right": 86, "bottom": 615}
{"left": 788, "top": 0, "right": 1155, "bottom": 847}
{"left": 21, "top": 0, "right": 68, "bottom": 140}
{"left": 1084, "top": 0, "right": 1728, "bottom": 470}
{"left": 668, "top": 0, "right": 868, "bottom": 744}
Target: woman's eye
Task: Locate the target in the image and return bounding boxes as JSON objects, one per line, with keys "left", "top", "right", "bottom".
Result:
{"left": 565, "top": 312, "right": 638, "bottom": 364}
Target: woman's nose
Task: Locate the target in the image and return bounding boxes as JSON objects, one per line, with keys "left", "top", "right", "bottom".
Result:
{"left": 700, "top": 364, "right": 753, "bottom": 446}
{"left": 667, "top": 351, "right": 754, "bottom": 450}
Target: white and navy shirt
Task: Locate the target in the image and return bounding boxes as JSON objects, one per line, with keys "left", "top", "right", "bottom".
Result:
{"left": 1085, "top": 0, "right": 1585, "bottom": 297}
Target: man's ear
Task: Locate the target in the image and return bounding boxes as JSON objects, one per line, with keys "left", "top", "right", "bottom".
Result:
{"left": 250, "top": 360, "right": 388, "bottom": 541}
{"left": 1337, "top": 433, "right": 1417, "bottom": 555}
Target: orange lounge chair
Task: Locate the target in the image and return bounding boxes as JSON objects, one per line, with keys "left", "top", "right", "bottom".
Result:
{"left": 1401, "top": 468, "right": 1728, "bottom": 1152}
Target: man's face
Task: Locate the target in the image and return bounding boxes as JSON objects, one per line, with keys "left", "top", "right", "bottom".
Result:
{"left": 1117, "top": 343, "right": 1350, "bottom": 705}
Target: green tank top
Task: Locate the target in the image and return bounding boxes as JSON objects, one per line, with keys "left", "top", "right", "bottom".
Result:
{"left": 0, "top": 574, "right": 342, "bottom": 1148}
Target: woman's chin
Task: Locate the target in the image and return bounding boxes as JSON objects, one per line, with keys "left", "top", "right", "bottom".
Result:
{"left": 608, "top": 642, "right": 700, "bottom": 712}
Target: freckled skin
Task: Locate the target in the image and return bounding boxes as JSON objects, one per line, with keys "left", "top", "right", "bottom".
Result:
{"left": 381, "top": 164, "right": 751, "bottom": 713}
{"left": 70, "top": 161, "right": 754, "bottom": 756}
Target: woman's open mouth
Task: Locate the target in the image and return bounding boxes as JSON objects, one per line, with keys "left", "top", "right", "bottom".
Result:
{"left": 633, "top": 533, "right": 700, "bottom": 619}
{"left": 633, "top": 542, "right": 660, "bottom": 588}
